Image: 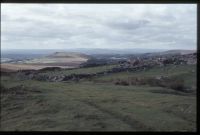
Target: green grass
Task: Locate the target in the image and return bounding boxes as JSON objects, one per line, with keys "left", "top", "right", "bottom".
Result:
{"left": 94, "top": 64, "right": 196, "bottom": 88}
{"left": 1, "top": 78, "right": 196, "bottom": 131}
{"left": 38, "top": 64, "right": 117, "bottom": 77}
{"left": 0, "top": 64, "right": 196, "bottom": 131}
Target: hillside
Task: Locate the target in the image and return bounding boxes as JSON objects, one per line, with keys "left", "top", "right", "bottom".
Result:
{"left": 47, "top": 52, "right": 90, "bottom": 59}
{"left": 1, "top": 52, "right": 90, "bottom": 71}
{"left": 0, "top": 51, "right": 197, "bottom": 131}
{"left": 137, "top": 50, "right": 196, "bottom": 58}
{"left": 25, "top": 52, "right": 90, "bottom": 64}
{"left": 1, "top": 63, "right": 196, "bottom": 131}
{"left": 158, "top": 49, "right": 196, "bottom": 55}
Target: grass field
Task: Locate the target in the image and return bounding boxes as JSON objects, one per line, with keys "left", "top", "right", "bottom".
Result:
{"left": 0, "top": 63, "right": 73, "bottom": 71}
{"left": 38, "top": 64, "right": 118, "bottom": 76}
{"left": 94, "top": 64, "right": 196, "bottom": 88}
{"left": 0, "top": 64, "right": 196, "bottom": 131}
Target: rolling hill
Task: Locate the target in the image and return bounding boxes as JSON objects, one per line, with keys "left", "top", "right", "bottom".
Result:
{"left": 1, "top": 52, "right": 90, "bottom": 71}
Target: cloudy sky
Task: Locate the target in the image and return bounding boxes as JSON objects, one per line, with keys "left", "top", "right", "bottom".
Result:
{"left": 1, "top": 4, "right": 197, "bottom": 50}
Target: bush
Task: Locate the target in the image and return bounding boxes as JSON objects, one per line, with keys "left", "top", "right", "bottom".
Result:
{"left": 167, "top": 78, "right": 185, "bottom": 91}
{"left": 114, "top": 79, "right": 129, "bottom": 86}
{"left": 38, "top": 67, "right": 61, "bottom": 72}
{"left": 128, "top": 77, "right": 147, "bottom": 85}
{"left": 145, "top": 78, "right": 160, "bottom": 86}
{"left": 114, "top": 76, "right": 186, "bottom": 92}
{"left": 120, "top": 80, "right": 130, "bottom": 86}
{"left": 145, "top": 77, "right": 186, "bottom": 92}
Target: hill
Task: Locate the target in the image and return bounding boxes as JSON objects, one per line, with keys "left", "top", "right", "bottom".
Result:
{"left": 160, "top": 50, "right": 196, "bottom": 55}
{"left": 153, "top": 49, "right": 196, "bottom": 56}
{"left": 1, "top": 52, "right": 90, "bottom": 71}
{"left": 47, "top": 52, "right": 90, "bottom": 59}
{"left": 1, "top": 63, "right": 196, "bottom": 131}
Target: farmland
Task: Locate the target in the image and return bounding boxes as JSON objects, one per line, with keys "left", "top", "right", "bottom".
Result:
{"left": 0, "top": 52, "right": 90, "bottom": 71}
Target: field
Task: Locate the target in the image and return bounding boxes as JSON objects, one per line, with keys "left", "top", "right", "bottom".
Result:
{"left": 0, "top": 64, "right": 196, "bottom": 131}
{"left": 0, "top": 52, "right": 89, "bottom": 71}
{"left": 38, "top": 64, "right": 117, "bottom": 76}
{"left": 0, "top": 63, "right": 72, "bottom": 71}
{"left": 94, "top": 64, "right": 196, "bottom": 89}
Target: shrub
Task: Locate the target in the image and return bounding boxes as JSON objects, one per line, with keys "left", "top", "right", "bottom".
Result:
{"left": 145, "top": 78, "right": 160, "bottom": 86}
{"left": 167, "top": 78, "right": 185, "bottom": 91}
{"left": 114, "top": 76, "right": 186, "bottom": 92}
{"left": 120, "top": 80, "right": 130, "bottom": 86}
{"left": 114, "top": 79, "right": 129, "bottom": 86}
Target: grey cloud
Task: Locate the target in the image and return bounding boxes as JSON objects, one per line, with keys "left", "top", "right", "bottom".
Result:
{"left": 107, "top": 19, "right": 150, "bottom": 30}
{"left": 1, "top": 4, "right": 197, "bottom": 50}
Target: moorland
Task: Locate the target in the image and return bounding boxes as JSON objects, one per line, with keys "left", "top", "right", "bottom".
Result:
{"left": 0, "top": 49, "right": 197, "bottom": 131}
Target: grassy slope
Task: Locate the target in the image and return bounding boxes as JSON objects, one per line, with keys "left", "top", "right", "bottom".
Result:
{"left": 0, "top": 64, "right": 196, "bottom": 131}
{"left": 94, "top": 64, "right": 196, "bottom": 88}
{"left": 39, "top": 64, "right": 117, "bottom": 76}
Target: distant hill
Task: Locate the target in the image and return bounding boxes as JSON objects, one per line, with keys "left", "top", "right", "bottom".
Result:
{"left": 0, "top": 52, "right": 90, "bottom": 71}
{"left": 138, "top": 49, "right": 196, "bottom": 58}
{"left": 2, "top": 49, "right": 196, "bottom": 56}
{"left": 24, "top": 51, "right": 90, "bottom": 66}
{"left": 68, "top": 48, "right": 167, "bottom": 55}
{"left": 160, "top": 50, "right": 196, "bottom": 55}
{"left": 46, "top": 52, "right": 90, "bottom": 59}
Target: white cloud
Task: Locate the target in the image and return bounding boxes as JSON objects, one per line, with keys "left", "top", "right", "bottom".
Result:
{"left": 1, "top": 4, "right": 197, "bottom": 50}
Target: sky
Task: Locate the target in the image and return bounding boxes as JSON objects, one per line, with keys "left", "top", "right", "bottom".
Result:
{"left": 1, "top": 4, "right": 197, "bottom": 50}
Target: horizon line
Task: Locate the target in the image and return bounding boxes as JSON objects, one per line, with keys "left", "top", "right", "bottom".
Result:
{"left": 1, "top": 48, "right": 196, "bottom": 50}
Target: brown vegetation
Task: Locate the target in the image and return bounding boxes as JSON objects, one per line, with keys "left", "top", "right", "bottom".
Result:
{"left": 114, "top": 76, "right": 187, "bottom": 92}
